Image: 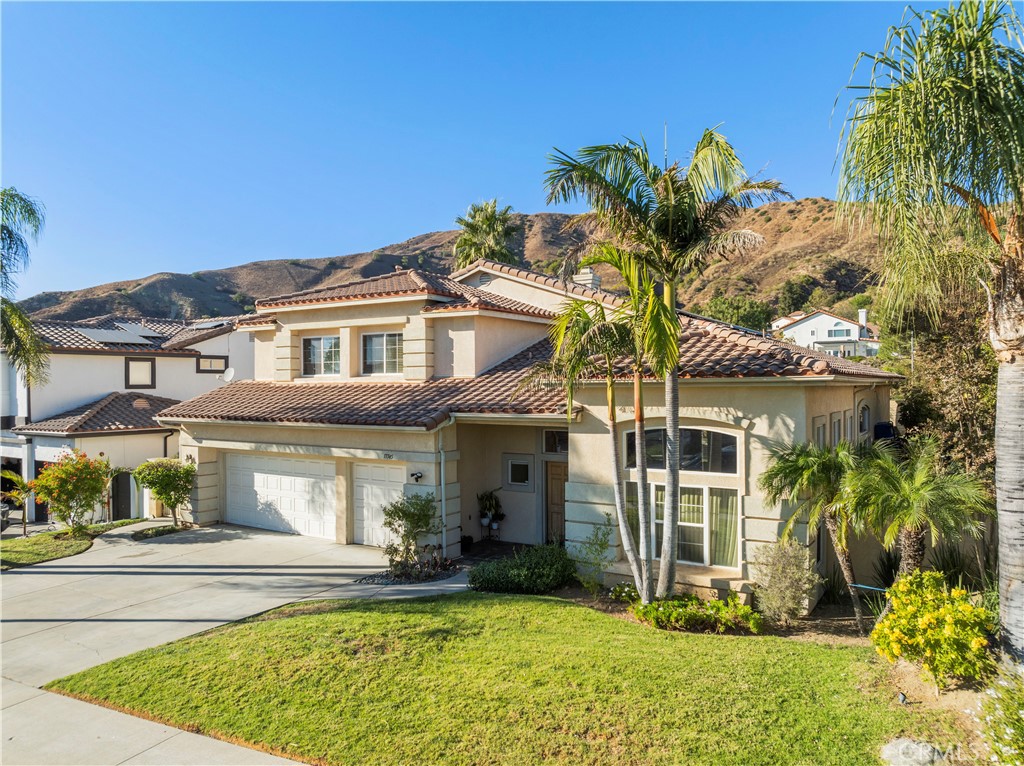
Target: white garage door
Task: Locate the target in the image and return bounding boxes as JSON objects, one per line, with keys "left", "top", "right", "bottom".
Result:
{"left": 226, "top": 454, "right": 336, "bottom": 539}
{"left": 353, "top": 462, "right": 406, "bottom": 547}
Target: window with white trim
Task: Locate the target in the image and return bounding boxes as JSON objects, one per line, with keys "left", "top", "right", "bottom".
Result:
{"left": 625, "top": 428, "right": 738, "bottom": 474}
{"left": 361, "top": 332, "right": 403, "bottom": 375}
{"left": 302, "top": 336, "right": 341, "bottom": 376}
{"left": 626, "top": 481, "right": 739, "bottom": 568}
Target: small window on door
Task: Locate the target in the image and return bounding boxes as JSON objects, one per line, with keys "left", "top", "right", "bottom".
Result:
{"left": 543, "top": 430, "right": 568, "bottom": 454}
{"left": 125, "top": 358, "right": 155, "bottom": 389}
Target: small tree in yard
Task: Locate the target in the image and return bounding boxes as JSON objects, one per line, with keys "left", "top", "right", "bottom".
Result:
{"left": 133, "top": 459, "right": 197, "bottom": 526}
{"left": 573, "top": 514, "right": 614, "bottom": 598}
{"left": 30, "top": 450, "right": 108, "bottom": 535}
{"left": 752, "top": 539, "right": 823, "bottom": 627}
{"left": 382, "top": 493, "right": 445, "bottom": 581}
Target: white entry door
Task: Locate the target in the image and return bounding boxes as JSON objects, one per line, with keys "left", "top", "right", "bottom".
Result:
{"left": 352, "top": 462, "right": 406, "bottom": 547}
{"left": 225, "top": 454, "right": 336, "bottom": 539}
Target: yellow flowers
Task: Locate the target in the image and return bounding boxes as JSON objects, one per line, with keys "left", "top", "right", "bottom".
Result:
{"left": 869, "top": 570, "right": 996, "bottom": 688}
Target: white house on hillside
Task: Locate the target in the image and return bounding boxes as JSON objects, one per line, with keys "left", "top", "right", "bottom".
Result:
{"left": 1, "top": 315, "right": 255, "bottom": 522}
{"left": 771, "top": 308, "right": 881, "bottom": 358}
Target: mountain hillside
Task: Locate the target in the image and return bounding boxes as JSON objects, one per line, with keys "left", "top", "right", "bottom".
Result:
{"left": 22, "top": 200, "right": 881, "bottom": 322}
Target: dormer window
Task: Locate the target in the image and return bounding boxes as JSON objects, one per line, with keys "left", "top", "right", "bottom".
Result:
{"left": 302, "top": 336, "right": 341, "bottom": 376}
{"left": 362, "top": 333, "right": 403, "bottom": 375}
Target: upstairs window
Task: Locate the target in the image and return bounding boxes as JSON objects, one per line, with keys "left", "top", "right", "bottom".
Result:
{"left": 361, "top": 333, "right": 403, "bottom": 375}
{"left": 827, "top": 326, "right": 852, "bottom": 338}
{"left": 302, "top": 336, "right": 341, "bottom": 376}
{"left": 196, "top": 355, "right": 228, "bottom": 374}
{"left": 125, "top": 358, "right": 155, "bottom": 389}
{"left": 625, "top": 428, "right": 738, "bottom": 474}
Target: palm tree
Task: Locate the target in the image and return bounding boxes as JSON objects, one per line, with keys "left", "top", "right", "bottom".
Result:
{"left": 837, "top": 0, "right": 1024, "bottom": 662}
{"left": 544, "top": 298, "right": 646, "bottom": 595}
{"left": 546, "top": 131, "right": 788, "bottom": 597}
{"left": 451, "top": 199, "right": 522, "bottom": 270}
{"left": 759, "top": 441, "right": 871, "bottom": 635}
{"left": 1, "top": 188, "right": 48, "bottom": 384}
{"left": 1, "top": 468, "right": 32, "bottom": 538}
{"left": 849, "top": 437, "right": 992, "bottom": 579}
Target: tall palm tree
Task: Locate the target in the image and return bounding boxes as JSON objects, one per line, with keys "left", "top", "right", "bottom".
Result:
{"left": 451, "top": 199, "right": 522, "bottom": 270}
{"left": 759, "top": 441, "right": 871, "bottom": 635}
{"left": 1, "top": 188, "right": 48, "bottom": 384}
{"left": 546, "top": 131, "right": 788, "bottom": 597}
{"left": 545, "top": 298, "right": 645, "bottom": 594}
{"left": 837, "top": 0, "right": 1024, "bottom": 662}
{"left": 849, "top": 437, "right": 992, "bottom": 579}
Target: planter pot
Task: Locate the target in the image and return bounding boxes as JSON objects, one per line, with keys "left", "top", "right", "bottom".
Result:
{"left": 480, "top": 517, "right": 491, "bottom": 526}
{"left": 491, "top": 522, "right": 499, "bottom": 530}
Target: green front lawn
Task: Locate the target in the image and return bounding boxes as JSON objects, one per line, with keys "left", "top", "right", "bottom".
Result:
{"left": 1, "top": 518, "right": 142, "bottom": 570}
{"left": 48, "top": 593, "right": 960, "bottom": 765}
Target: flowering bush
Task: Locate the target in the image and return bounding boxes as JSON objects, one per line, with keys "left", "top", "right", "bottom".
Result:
{"left": 632, "top": 593, "right": 763, "bottom": 635}
{"left": 30, "top": 450, "right": 109, "bottom": 534}
{"left": 977, "top": 669, "right": 1024, "bottom": 765}
{"left": 609, "top": 581, "right": 640, "bottom": 604}
{"left": 871, "top": 570, "right": 996, "bottom": 688}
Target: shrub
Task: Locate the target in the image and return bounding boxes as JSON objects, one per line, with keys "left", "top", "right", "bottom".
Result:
{"left": 468, "top": 544, "right": 576, "bottom": 594}
{"left": 871, "top": 570, "right": 996, "bottom": 688}
{"left": 132, "top": 459, "right": 197, "bottom": 526}
{"left": 633, "top": 593, "right": 763, "bottom": 635}
{"left": 751, "top": 540, "right": 822, "bottom": 627}
{"left": 976, "top": 669, "right": 1024, "bottom": 765}
{"left": 572, "top": 515, "right": 613, "bottom": 598}
{"left": 31, "top": 450, "right": 109, "bottom": 535}
{"left": 609, "top": 581, "right": 640, "bottom": 604}
{"left": 380, "top": 493, "right": 453, "bottom": 581}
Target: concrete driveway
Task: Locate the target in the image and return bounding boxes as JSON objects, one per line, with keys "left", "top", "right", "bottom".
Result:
{"left": 1, "top": 522, "right": 467, "bottom": 765}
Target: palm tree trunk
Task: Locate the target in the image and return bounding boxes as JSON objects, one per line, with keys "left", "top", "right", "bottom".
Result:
{"left": 897, "top": 527, "right": 928, "bottom": 578}
{"left": 657, "top": 366, "right": 680, "bottom": 598}
{"left": 992, "top": 222, "right": 1024, "bottom": 666}
{"left": 607, "top": 371, "right": 643, "bottom": 589}
{"left": 634, "top": 368, "right": 653, "bottom": 604}
{"left": 995, "top": 357, "right": 1024, "bottom": 665}
{"left": 824, "top": 514, "right": 867, "bottom": 635}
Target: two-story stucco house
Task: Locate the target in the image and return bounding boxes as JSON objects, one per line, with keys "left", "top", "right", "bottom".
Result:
{"left": 1, "top": 315, "right": 255, "bottom": 521}
{"left": 155, "top": 260, "right": 899, "bottom": 597}
{"left": 771, "top": 308, "right": 881, "bottom": 358}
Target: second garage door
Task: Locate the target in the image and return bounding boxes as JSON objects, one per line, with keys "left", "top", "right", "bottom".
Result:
{"left": 352, "top": 462, "right": 406, "bottom": 547}
{"left": 226, "top": 454, "right": 337, "bottom": 539}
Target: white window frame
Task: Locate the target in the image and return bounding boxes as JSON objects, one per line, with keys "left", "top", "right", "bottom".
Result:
{"left": 635, "top": 481, "right": 740, "bottom": 569}
{"left": 361, "top": 332, "right": 403, "bottom": 376}
{"left": 302, "top": 335, "right": 342, "bottom": 377}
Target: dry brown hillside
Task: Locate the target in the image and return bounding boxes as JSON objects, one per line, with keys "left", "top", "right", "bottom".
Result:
{"left": 22, "top": 200, "right": 881, "bottom": 322}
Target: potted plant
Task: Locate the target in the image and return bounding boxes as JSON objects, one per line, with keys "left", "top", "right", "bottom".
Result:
{"left": 477, "top": 488, "right": 501, "bottom": 531}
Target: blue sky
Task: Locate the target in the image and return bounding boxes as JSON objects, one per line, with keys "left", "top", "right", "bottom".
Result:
{"left": 4, "top": 2, "right": 920, "bottom": 299}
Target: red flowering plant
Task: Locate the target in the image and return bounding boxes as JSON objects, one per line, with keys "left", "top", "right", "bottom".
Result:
{"left": 30, "top": 449, "right": 110, "bottom": 536}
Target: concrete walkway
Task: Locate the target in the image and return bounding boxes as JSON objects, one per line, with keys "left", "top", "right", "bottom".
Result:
{"left": 1, "top": 522, "right": 468, "bottom": 765}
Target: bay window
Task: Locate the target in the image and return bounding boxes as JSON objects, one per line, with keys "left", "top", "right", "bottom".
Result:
{"left": 627, "top": 481, "right": 739, "bottom": 568}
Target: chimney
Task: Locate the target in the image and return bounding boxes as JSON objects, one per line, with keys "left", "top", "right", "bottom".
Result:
{"left": 858, "top": 308, "right": 868, "bottom": 327}
{"left": 572, "top": 266, "right": 601, "bottom": 291}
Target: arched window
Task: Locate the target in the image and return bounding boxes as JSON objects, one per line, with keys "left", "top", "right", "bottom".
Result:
{"left": 859, "top": 404, "right": 871, "bottom": 434}
{"left": 624, "top": 428, "right": 738, "bottom": 474}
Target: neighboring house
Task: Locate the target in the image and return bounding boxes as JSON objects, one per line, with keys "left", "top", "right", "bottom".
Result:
{"left": 771, "top": 308, "right": 881, "bottom": 358}
{"left": 0, "top": 315, "right": 255, "bottom": 521}
{"left": 157, "top": 260, "right": 899, "bottom": 601}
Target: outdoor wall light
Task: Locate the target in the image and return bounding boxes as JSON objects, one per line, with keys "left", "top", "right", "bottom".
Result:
{"left": 410, "top": 471, "right": 423, "bottom": 482}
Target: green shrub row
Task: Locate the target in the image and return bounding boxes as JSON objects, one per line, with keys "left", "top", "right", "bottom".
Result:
{"left": 632, "top": 593, "right": 764, "bottom": 635}
{"left": 468, "top": 544, "right": 576, "bottom": 594}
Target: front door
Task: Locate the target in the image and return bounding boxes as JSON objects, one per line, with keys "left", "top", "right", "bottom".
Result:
{"left": 112, "top": 472, "right": 133, "bottom": 520}
{"left": 545, "top": 462, "right": 568, "bottom": 544}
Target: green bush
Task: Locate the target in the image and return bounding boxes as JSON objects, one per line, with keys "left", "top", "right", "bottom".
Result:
{"left": 380, "top": 493, "right": 453, "bottom": 581}
{"left": 31, "top": 450, "right": 110, "bottom": 534}
{"left": 609, "top": 581, "right": 640, "bottom": 604}
{"left": 871, "top": 570, "right": 996, "bottom": 688}
{"left": 132, "top": 459, "right": 197, "bottom": 526}
{"left": 976, "top": 669, "right": 1024, "bottom": 765}
{"left": 468, "top": 544, "right": 576, "bottom": 594}
{"left": 633, "top": 593, "right": 763, "bottom": 635}
{"left": 751, "top": 539, "right": 822, "bottom": 627}
{"left": 572, "top": 515, "right": 613, "bottom": 598}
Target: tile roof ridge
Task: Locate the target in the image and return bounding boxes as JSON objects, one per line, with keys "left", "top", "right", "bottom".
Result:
{"left": 696, "top": 318, "right": 831, "bottom": 374}
{"left": 450, "top": 258, "right": 625, "bottom": 305}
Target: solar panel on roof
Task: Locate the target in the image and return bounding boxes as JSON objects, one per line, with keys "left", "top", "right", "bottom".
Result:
{"left": 75, "top": 328, "right": 153, "bottom": 345}
{"left": 192, "top": 320, "right": 227, "bottom": 329}
{"left": 114, "top": 322, "right": 166, "bottom": 338}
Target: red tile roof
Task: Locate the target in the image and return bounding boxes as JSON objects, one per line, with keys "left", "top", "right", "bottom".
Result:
{"left": 13, "top": 393, "right": 180, "bottom": 436}
{"left": 158, "top": 341, "right": 566, "bottom": 429}
{"left": 29, "top": 315, "right": 248, "bottom": 355}
{"left": 449, "top": 259, "right": 625, "bottom": 307}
